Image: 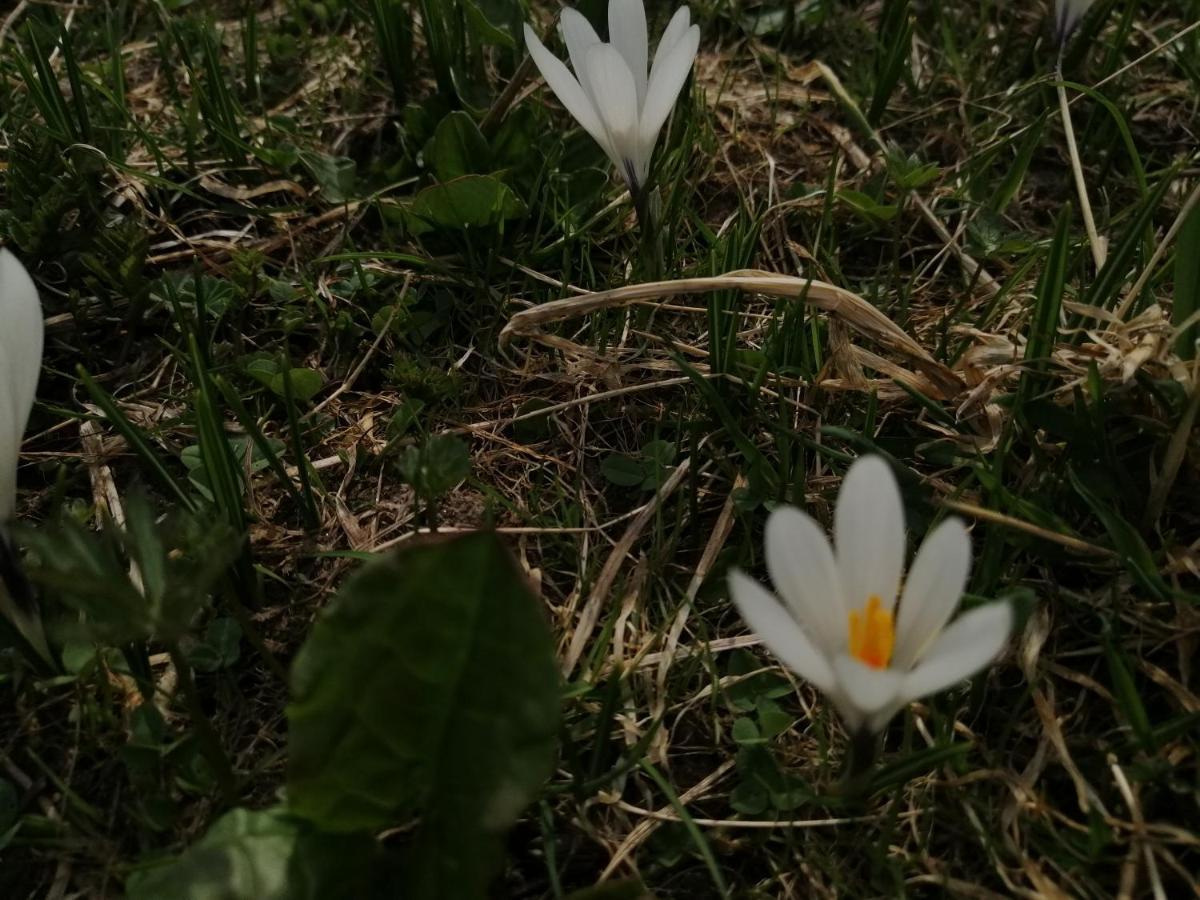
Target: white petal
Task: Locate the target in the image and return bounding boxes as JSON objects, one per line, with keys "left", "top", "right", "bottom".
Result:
{"left": 900, "top": 603, "right": 1013, "bottom": 702}
{"left": 637, "top": 23, "right": 698, "bottom": 181}
{"left": 607, "top": 0, "right": 648, "bottom": 104}
{"left": 584, "top": 43, "right": 642, "bottom": 186}
{"left": 764, "top": 506, "right": 846, "bottom": 651}
{"left": 834, "top": 456, "right": 905, "bottom": 612}
{"left": 865, "top": 701, "right": 906, "bottom": 735}
{"left": 891, "top": 518, "right": 972, "bottom": 669}
{"left": 0, "top": 249, "right": 44, "bottom": 519}
{"left": 523, "top": 24, "right": 614, "bottom": 164}
{"left": 832, "top": 654, "right": 903, "bottom": 722}
{"left": 727, "top": 569, "right": 836, "bottom": 693}
{"left": 651, "top": 6, "right": 692, "bottom": 78}
{"left": 1056, "top": 0, "right": 1095, "bottom": 42}
{"left": 559, "top": 9, "right": 602, "bottom": 89}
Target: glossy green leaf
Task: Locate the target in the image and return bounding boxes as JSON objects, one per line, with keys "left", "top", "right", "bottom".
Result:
{"left": 287, "top": 533, "right": 560, "bottom": 896}
{"left": 600, "top": 453, "right": 647, "bottom": 487}
{"left": 125, "top": 806, "right": 383, "bottom": 900}
{"left": 397, "top": 433, "right": 471, "bottom": 502}
{"left": 430, "top": 110, "right": 492, "bottom": 181}
{"left": 403, "top": 174, "right": 525, "bottom": 234}
{"left": 300, "top": 151, "right": 357, "bottom": 204}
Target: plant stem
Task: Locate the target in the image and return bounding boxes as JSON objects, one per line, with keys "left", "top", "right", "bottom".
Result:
{"left": 633, "top": 186, "right": 665, "bottom": 284}
{"left": 839, "top": 728, "right": 879, "bottom": 804}
{"left": 1056, "top": 56, "right": 1106, "bottom": 271}
{"left": 167, "top": 642, "right": 238, "bottom": 805}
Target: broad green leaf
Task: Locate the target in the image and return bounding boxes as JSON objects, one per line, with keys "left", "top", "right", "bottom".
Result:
{"left": 403, "top": 174, "right": 525, "bottom": 234}
{"left": 600, "top": 453, "right": 646, "bottom": 487}
{"left": 731, "top": 717, "right": 762, "bottom": 746}
{"left": 299, "top": 151, "right": 357, "bottom": 204}
{"left": 244, "top": 361, "right": 324, "bottom": 402}
{"left": 462, "top": 0, "right": 515, "bottom": 48}
{"left": 287, "top": 533, "right": 560, "bottom": 897}
{"left": 397, "top": 433, "right": 471, "bottom": 501}
{"left": 271, "top": 368, "right": 323, "bottom": 402}
{"left": 125, "top": 806, "right": 384, "bottom": 900}
{"left": 430, "top": 110, "right": 491, "bottom": 181}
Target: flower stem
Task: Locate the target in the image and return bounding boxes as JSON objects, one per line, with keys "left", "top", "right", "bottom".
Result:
{"left": 633, "top": 186, "right": 665, "bottom": 284}
{"left": 839, "top": 728, "right": 879, "bottom": 805}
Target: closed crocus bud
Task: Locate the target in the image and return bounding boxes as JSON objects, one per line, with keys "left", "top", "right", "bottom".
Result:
{"left": 523, "top": 1, "right": 700, "bottom": 198}
{"left": 728, "top": 456, "right": 1013, "bottom": 737}
{"left": 1055, "top": 0, "right": 1096, "bottom": 46}
{"left": 0, "top": 248, "right": 44, "bottom": 522}
{"left": 0, "top": 248, "right": 49, "bottom": 664}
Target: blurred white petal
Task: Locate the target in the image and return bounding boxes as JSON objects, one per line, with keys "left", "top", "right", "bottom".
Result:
{"left": 765, "top": 506, "right": 846, "bottom": 650}
{"left": 637, "top": 22, "right": 699, "bottom": 179}
{"left": 832, "top": 654, "right": 903, "bottom": 719}
{"left": 834, "top": 456, "right": 905, "bottom": 612}
{"left": 0, "top": 249, "right": 43, "bottom": 519}
{"left": 728, "top": 570, "right": 836, "bottom": 693}
{"left": 901, "top": 603, "right": 1012, "bottom": 702}
{"left": 607, "top": 0, "right": 648, "bottom": 106}
{"left": 1055, "top": 0, "right": 1096, "bottom": 43}
{"left": 891, "top": 518, "right": 972, "bottom": 668}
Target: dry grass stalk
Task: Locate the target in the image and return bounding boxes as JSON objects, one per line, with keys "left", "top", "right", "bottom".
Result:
{"left": 502, "top": 271, "right": 964, "bottom": 397}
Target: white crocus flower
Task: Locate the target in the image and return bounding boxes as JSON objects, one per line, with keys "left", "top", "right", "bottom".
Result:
{"left": 1054, "top": 0, "right": 1095, "bottom": 46}
{"left": 523, "top": 0, "right": 700, "bottom": 197}
{"left": 0, "top": 249, "right": 43, "bottom": 520}
{"left": 0, "top": 248, "right": 49, "bottom": 663}
{"left": 728, "top": 456, "right": 1013, "bottom": 736}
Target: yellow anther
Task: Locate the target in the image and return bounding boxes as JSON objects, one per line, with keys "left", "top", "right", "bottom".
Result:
{"left": 847, "top": 595, "right": 895, "bottom": 669}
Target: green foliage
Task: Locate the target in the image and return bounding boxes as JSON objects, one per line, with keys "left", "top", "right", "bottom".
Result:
{"left": 287, "top": 533, "right": 560, "bottom": 893}
{"left": 600, "top": 440, "right": 677, "bottom": 490}
{"left": 397, "top": 433, "right": 472, "bottom": 506}
{"left": 125, "top": 807, "right": 386, "bottom": 900}
{"left": 401, "top": 174, "right": 526, "bottom": 234}
{"left": 16, "top": 496, "right": 239, "bottom": 646}
{"left": 429, "top": 111, "right": 492, "bottom": 180}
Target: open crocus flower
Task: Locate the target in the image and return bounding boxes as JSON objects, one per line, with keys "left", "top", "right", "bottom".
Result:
{"left": 0, "top": 248, "right": 49, "bottom": 663}
{"left": 1054, "top": 0, "right": 1095, "bottom": 46}
{"left": 523, "top": 0, "right": 700, "bottom": 197}
{"left": 728, "top": 456, "right": 1012, "bottom": 736}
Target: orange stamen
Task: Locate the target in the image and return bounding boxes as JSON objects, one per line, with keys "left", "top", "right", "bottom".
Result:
{"left": 847, "top": 595, "right": 895, "bottom": 669}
